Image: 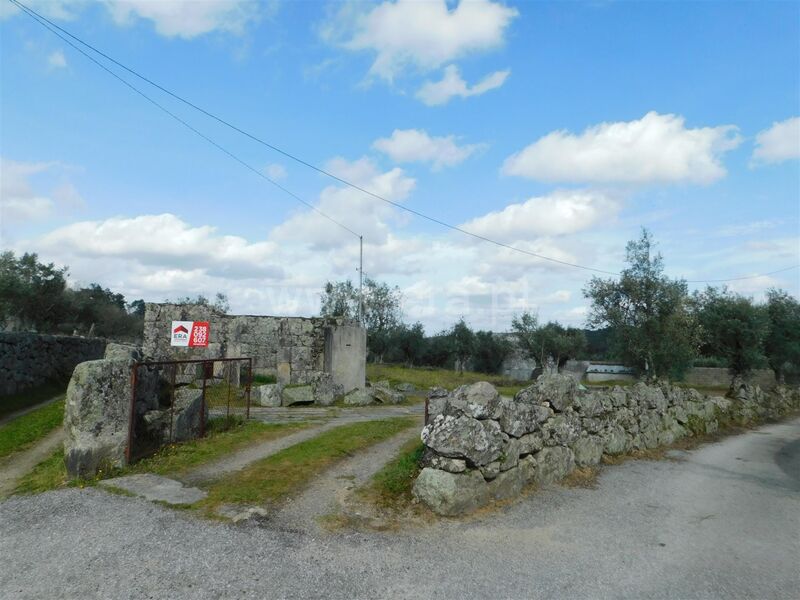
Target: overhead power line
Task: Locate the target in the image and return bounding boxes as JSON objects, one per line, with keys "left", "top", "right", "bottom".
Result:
{"left": 8, "top": 0, "right": 359, "bottom": 239}
{"left": 9, "top": 0, "right": 800, "bottom": 284}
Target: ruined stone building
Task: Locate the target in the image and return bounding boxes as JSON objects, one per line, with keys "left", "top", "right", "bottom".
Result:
{"left": 142, "top": 303, "right": 366, "bottom": 393}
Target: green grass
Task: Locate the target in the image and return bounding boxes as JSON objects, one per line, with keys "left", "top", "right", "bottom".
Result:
{"left": 126, "top": 419, "right": 308, "bottom": 477}
{"left": 0, "top": 398, "right": 65, "bottom": 460}
{"left": 11, "top": 417, "right": 310, "bottom": 496}
{"left": 367, "top": 364, "right": 526, "bottom": 396}
{"left": 251, "top": 374, "right": 277, "bottom": 385}
{"left": 197, "top": 417, "right": 416, "bottom": 514}
{"left": 203, "top": 381, "right": 252, "bottom": 410}
{"left": 13, "top": 448, "right": 68, "bottom": 495}
{"left": 0, "top": 382, "right": 66, "bottom": 420}
{"left": 360, "top": 438, "right": 424, "bottom": 509}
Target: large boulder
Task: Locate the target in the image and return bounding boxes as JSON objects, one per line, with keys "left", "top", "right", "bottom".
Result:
{"left": 515, "top": 374, "right": 578, "bottom": 412}
{"left": 571, "top": 435, "right": 604, "bottom": 466}
{"left": 535, "top": 446, "right": 575, "bottom": 484}
{"left": 412, "top": 468, "right": 490, "bottom": 516}
{"left": 64, "top": 358, "right": 134, "bottom": 478}
{"left": 309, "top": 372, "right": 342, "bottom": 406}
{"left": 631, "top": 382, "right": 668, "bottom": 412}
{"left": 282, "top": 384, "right": 314, "bottom": 406}
{"left": 573, "top": 391, "right": 604, "bottom": 417}
{"left": 421, "top": 448, "right": 467, "bottom": 473}
{"left": 488, "top": 466, "right": 525, "bottom": 501}
{"left": 602, "top": 425, "right": 628, "bottom": 455}
{"left": 496, "top": 397, "right": 539, "bottom": 438}
{"left": 448, "top": 382, "right": 502, "bottom": 419}
{"left": 541, "top": 411, "right": 581, "bottom": 446}
{"left": 421, "top": 414, "right": 505, "bottom": 466}
{"left": 371, "top": 383, "right": 405, "bottom": 405}
{"left": 142, "top": 388, "right": 207, "bottom": 443}
{"left": 253, "top": 383, "right": 283, "bottom": 407}
{"left": 343, "top": 388, "right": 375, "bottom": 406}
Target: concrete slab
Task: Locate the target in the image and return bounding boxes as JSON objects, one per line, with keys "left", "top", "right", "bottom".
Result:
{"left": 98, "top": 473, "right": 207, "bottom": 505}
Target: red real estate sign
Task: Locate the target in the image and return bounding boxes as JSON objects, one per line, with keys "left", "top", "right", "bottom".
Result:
{"left": 171, "top": 321, "right": 210, "bottom": 347}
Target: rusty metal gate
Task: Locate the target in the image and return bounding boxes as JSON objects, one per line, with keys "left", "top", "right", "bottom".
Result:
{"left": 126, "top": 357, "right": 253, "bottom": 463}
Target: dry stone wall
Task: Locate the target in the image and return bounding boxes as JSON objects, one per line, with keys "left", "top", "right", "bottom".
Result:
{"left": 0, "top": 332, "right": 107, "bottom": 397}
{"left": 413, "top": 375, "right": 800, "bottom": 516}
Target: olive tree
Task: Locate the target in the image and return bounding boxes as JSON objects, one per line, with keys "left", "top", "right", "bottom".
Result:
{"left": 583, "top": 229, "right": 697, "bottom": 379}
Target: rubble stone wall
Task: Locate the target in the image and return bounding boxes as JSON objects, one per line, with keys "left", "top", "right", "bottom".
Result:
{"left": 413, "top": 375, "right": 800, "bottom": 516}
{"left": 0, "top": 332, "right": 106, "bottom": 397}
{"left": 142, "top": 303, "right": 365, "bottom": 391}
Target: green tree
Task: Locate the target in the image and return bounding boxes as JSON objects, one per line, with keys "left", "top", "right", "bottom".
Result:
{"left": 764, "top": 289, "right": 800, "bottom": 382}
{"left": 450, "top": 318, "right": 475, "bottom": 374}
{"left": 472, "top": 331, "right": 512, "bottom": 375}
{"left": 173, "top": 292, "right": 230, "bottom": 313}
{"left": 511, "top": 312, "right": 587, "bottom": 371}
{"left": 583, "top": 229, "right": 697, "bottom": 379}
{"left": 0, "top": 251, "right": 69, "bottom": 332}
{"left": 319, "top": 280, "right": 359, "bottom": 319}
{"left": 320, "top": 278, "right": 402, "bottom": 362}
{"left": 391, "top": 322, "right": 426, "bottom": 367}
{"left": 694, "top": 287, "right": 769, "bottom": 378}
{"left": 421, "top": 332, "right": 454, "bottom": 368}
{"left": 510, "top": 311, "right": 539, "bottom": 362}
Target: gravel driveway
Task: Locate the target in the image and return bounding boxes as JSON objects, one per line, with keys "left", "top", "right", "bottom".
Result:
{"left": 2, "top": 418, "right": 798, "bottom": 600}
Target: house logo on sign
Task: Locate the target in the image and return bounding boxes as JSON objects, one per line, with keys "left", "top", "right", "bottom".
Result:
{"left": 171, "top": 321, "right": 210, "bottom": 347}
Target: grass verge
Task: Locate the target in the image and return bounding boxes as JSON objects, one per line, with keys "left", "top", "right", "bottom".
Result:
{"left": 13, "top": 449, "right": 68, "bottom": 494}
{"left": 0, "top": 398, "right": 65, "bottom": 461}
{"left": 196, "top": 417, "right": 416, "bottom": 514}
{"left": 12, "top": 417, "right": 310, "bottom": 495}
{"left": 358, "top": 438, "right": 424, "bottom": 509}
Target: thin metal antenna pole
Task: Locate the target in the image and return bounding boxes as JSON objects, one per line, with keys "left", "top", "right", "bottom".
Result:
{"left": 359, "top": 235, "right": 364, "bottom": 325}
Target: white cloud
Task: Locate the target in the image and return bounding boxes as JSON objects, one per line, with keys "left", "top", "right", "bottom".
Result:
{"left": 502, "top": 111, "right": 742, "bottom": 185}
{"left": 751, "top": 116, "right": 800, "bottom": 165}
{"left": 36, "top": 213, "right": 283, "bottom": 279}
{"left": 264, "top": 163, "right": 287, "bottom": 180}
{"left": 0, "top": 0, "right": 80, "bottom": 21}
{"left": 416, "top": 65, "right": 509, "bottom": 106}
{"left": 372, "top": 129, "right": 483, "bottom": 170}
{"left": 106, "top": 0, "right": 261, "bottom": 38}
{"left": 0, "top": 157, "right": 84, "bottom": 226}
{"left": 460, "top": 190, "right": 619, "bottom": 241}
{"left": 1, "top": 0, "right": 261, "bottom": 38}
{"left": 270, "top": 157, "right": 415, "bottom": 249}
{"left": 328, "top": 0, "right": 517, "bottom": 81}
{"left": 47, "top": 49, "right": 67, "bottom": 69}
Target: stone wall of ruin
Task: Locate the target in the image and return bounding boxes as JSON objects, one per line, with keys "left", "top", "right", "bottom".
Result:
{"left": 142, "top": 303, "right": 363, "bottom": 388}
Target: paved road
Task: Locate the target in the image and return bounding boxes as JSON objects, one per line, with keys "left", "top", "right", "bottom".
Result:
{"left": 1, "top": 418, "right": 798, "bottom": 599}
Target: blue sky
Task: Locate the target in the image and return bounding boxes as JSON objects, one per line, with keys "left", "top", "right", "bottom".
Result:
{"left": 1, "top": 0, "right": 798, "bottom": 332}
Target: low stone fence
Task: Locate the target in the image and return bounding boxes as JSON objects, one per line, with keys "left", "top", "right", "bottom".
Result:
{"left": 413, "top": 375, "right": 800, "bottom": 515}
{"left": 0, "top": 332, "right": 107, "bottom": 397}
